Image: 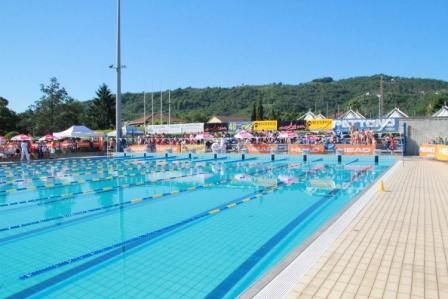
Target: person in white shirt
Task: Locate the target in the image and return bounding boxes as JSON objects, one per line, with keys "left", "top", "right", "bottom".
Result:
{"left": 20, "top": 141, "right": 30, "bottom": 161}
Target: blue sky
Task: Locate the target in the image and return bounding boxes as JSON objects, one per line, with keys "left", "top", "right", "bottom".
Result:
{"left": 1, "top": 0, "right": 447, "bottom": 112}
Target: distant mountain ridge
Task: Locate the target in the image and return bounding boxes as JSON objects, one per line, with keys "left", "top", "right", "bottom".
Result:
{"left": 109, "top": 74, "right": 448, "bottom": 122}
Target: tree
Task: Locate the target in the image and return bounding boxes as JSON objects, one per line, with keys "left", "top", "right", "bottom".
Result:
{"left": 250, "top": 102, "right": 257, "bottom": 121}
{"left": 426, "top": 93, "right": 448, "bottom": 115}
{"left": 345, "top": 98, "right": 362, "bottom": 113}
{"left": 256, "top": 99, "right": 264, "bottom": 120}
{"left": 87, "top": 84, "right": 116, "bottom": 129}
{"left": 0, "top": 97, "right": 19, "bottom": 135}
{"left": 266, "top": 105, "right": 279, "bottom": 120}
{"left": 28, "top": 77, "right": 82, "bottom": 135}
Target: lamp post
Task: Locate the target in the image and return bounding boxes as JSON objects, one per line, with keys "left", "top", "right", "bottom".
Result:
{"left": 115, "top": 0, "right": 122, "bottom": 152}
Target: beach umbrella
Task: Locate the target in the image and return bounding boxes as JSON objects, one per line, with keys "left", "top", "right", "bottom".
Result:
{"left": 11, "top": 134, "right": 32, "bottom": 141}
{"left": 278, "top": 131, "right": 298, "bottom": 139}
{"left": 39, "top": 134, "right": 59, "bottom": 141}
{"left": 234, "top": 131, "right": 253, "bottom": 139}
{"left": 195, "top": 132, "right": 214, "bottom": 140}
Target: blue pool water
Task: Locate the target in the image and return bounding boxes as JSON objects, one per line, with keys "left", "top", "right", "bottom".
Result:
{"left": 0, "top": 154, "right": 396, "bottom": 298}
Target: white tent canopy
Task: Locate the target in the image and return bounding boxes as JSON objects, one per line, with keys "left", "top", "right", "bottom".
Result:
{"left": 432, "top": 106, "right": 448, "bottom": 117}
{"left": 54, "top": 125, "right": 98, "bottom": 138}
{"left": 107, "top": 126, "right": 144, "bottom": 137}
{"left": 386, "top": 107, "right": 409, "bottom": 118}
{"left": 315, "top": 113, "right": 326, "bottom": 119}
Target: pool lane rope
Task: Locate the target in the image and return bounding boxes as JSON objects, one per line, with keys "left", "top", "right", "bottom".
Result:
{"left": 15, "top": 161, "right": 317, "bottom": 285}
{"left": 0, "top": 158, "right": 255, "bottom": 208}
{"left": 0, "top": 159, "right": 275, "bottom": 234}
{"left": 17, "top": 174, "right": 295, "bottom": 282}
{"left": 0, "top": 157, "right": 219, "bottom": 195}
{"left": 0, "top": 156, "right": 187, "bottom": 182}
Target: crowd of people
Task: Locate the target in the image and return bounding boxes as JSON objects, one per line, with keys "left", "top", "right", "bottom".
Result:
{"left": 431, "top": 136, "right": 448, "bottom": 145}
{"left": 0, "top": 139, "right": 100, "bottom": 161}
{"left": 0, "top": 127, "right": 403, "bottom": 161}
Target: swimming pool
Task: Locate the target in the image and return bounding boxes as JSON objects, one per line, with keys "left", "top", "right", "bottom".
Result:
{"left": 0, "top": 154, "right": 396, "bottom": 298}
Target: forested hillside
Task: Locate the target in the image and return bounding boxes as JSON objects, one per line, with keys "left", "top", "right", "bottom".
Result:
{"left": 1, "top": 74, "right": 448, "bottom": 136}
{"left": 119, "top": 74, "right": 448, "bottom": 121}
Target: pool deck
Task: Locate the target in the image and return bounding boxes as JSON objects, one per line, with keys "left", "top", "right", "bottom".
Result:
{"left": 279, "top": 158, "right": 448, "bottom": 298}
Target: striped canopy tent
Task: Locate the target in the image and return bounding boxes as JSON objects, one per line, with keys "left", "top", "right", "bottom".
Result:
{"left": 39, "top": 134, "right": 60, "bottom": 141}
{"left": 11, "top": 134, "right": 32, "bottom": 141}
{"left": 278, "top": 131, "right": 298, "bottom": 139}
{"left": 234, "top": 130, "right": 253, "bottom": 139}
{"left": 195, "top": 132, "right": 214, "bottom": 140}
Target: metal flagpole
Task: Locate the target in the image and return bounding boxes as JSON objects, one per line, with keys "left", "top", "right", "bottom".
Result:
{"left": 151, "top": 92, "right": 154, "bottom": 126}
{"left": 115, "top": 0, "right": 122, "bottom": 152}
{"left": 160, "top": 90, "right": 163, "bottom": 124}
{"left": 143, "top": 91, "right": 146, "bottom": 131}
{"left": 168, "top": 90, "right": 171, "bottom": 125}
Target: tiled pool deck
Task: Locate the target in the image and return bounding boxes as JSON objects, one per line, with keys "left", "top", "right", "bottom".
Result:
{"left": 283, "top": 158, "right": 448, "bottom": 299}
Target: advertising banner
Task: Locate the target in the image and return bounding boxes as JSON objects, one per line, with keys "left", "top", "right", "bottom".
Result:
{"left": 246, "top": 144, "right": 278, "bottom": 154}
{"left": 146, "top": 123, "right": 204, "bottom": 134}
{"left": 204, "top": 123, "right": 228, "bottom": 132}
{"left": 181, "top": 144, "right": 207, "bottom": 153}
{"left": 228, "top": 121, "right": 253, "bottom": 132}
{"left": 419, "top": 144, "right": 437, "bottom": 158}
{"left": 336, "top": 144, "right": 376, "bottom": 155}
{"left": 288, "top": 144, "right": 325, "bottom": 155}
{"left": 155, "top": 144, "right": 181, "bottom": 153}
{"left": 278, "top": 120, "right": 307, "bottom": 131}
{"left": 252, "top": 120, "right": 278, "bottom": 131}
{"left": 436, "top": 145, "right": 448, "bottom": 161}
{"left": 333, "top": 118, "right": 399, "bottom": 133}
{"left": 127, "top": 144, "right": 148, "bottom": 153}
{"left": 306, "top": 119, "right": 334, "bottom": 131}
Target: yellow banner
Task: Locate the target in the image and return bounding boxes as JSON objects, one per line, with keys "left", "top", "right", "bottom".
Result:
{"left": 181, "top": 144, "right": 206, "bottom": 153}
{"left": 252, "top": 120, "right": 278, "bottom": 131}
{"left": 306, "top": 119, "right": 333, "bottom": 131}
{"left": 436, "top": 145, "right": 448, "bottom": 161}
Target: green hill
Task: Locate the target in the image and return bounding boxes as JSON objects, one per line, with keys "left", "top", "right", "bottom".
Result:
{"left": 118, "top": 74, "right": 448, "bottom": 122}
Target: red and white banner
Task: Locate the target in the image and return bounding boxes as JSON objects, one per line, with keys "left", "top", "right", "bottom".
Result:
{"left": 288, "top": 144, "right": 325, "bottom": 155}
{"left": 155, "top": 145, "right": 181, "bottom": 153}
{"left": 246, "top": 144, "right": 278, "bottom": 154}
{"left": 336, "top": 144, "right": 376, "bottom": 155}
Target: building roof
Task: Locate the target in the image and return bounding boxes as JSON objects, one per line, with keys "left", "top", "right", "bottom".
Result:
{"left": 432, "top": 106, "right": 448, "bottom": 117}
{"left": 338, "top": 109, "right": 366, "bottom": 120}
{"left": 207, "top": 115, "right": 250, "bottom": 123}
{"left": 386, "top": 107, "right": 409, "bottom": 118}
{"left": 297, "top": 110, "right": 317, "bottom": 121}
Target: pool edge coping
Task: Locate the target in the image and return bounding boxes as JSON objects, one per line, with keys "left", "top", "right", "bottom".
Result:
{"left": 239, "top": 159, "right": 401, "bottom": 299}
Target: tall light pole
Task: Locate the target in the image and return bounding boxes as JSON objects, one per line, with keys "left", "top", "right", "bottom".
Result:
{"left": 115, "top": 0, "right": 122, "bottom": 152}
{"left": 160, "top": 90, "right": 163, "bottom": 124}
{"left": 379, "top": 75, "right": 384, "bottom": 118}
{"left": 168, "top": 90, "right": 171, "bottom": 125}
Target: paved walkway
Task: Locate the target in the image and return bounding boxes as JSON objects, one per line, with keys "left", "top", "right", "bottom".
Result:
{"left": 286, "top": 159, "right": 448, "bottom": 299}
